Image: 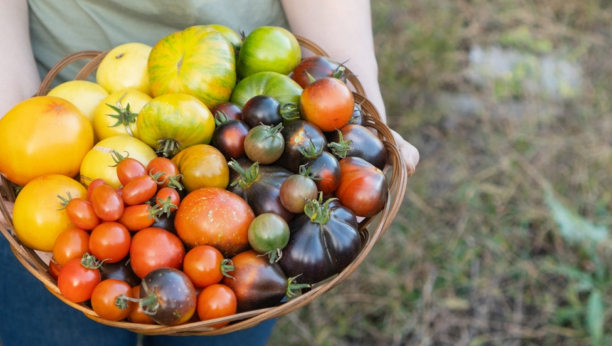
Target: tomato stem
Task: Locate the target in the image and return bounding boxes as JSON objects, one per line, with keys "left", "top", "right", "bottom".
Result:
{"left": 221, "top": 259, "right": 236, "bottom": 280}
{"left": 214, "top": 111, "right": 229, "bottom": 126}
{"left": 228, "top": 160, "right": 260, "bottom": 188}
{"left": 156, "top": 138, "right": 180, "bottom": 158}
{"left": 265, "top": 248, "right": 283, "bottom": 264}
{"left": 327, "top": 130, "right": 353, "bottom": 158}
{"left": 167, "top": 175, "right": 184, "bottom": 191}
{"left": 106, "top": 93, "right": 138, "bottom": 129}
{"left": 153, "top": 197, "right": 176, "bottom": 218}
{"left": 286, "top": 275, "right": 311, "bottom": 298}
{"left": 80, "top": 252, "right": 107, "bottom": 269}
{"left": 297, "top": 139, "right": 323, "bottom": 159}
{"left": 56, "top": 191, "right": 73, "bottom": 210}
{"left": 304, "top": 192, "right": 337, "bottom": 225}
{"left": 279, "top": 102, "right": 300, "bottom": 122}
{"left": 108, "top": 150, "right": 129, "bottom": 167}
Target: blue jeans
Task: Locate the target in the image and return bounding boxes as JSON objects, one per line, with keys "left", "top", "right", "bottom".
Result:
{"left": 0, "top": 240, "right": 275, "bottom": 346}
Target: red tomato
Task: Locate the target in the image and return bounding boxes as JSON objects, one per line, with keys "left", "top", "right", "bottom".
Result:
{"left": 130, "top": 227, "right": 185, "bottom": 279}
{"left": 91, "top": 279, "right": 133, "bottom": 321}
{"left": 147, "top": 157, "right": 181, "bottom": 188}
{"left": 48, "top": 259, "right": 62, "bottom": 281}
{"left": 57, "top": 256, "right": 101, "bottom": 303}
{"left": 196, "top": 284, "right": 237, "bottom": 327}
{"left": 118, "top": 204, "right": 158, "bottom": 231}
{"left": 65, "top": 198, "right": 100, "bottom": 230}
{"left": 128, "top": 286, "right": 155, "bottom": 324}
{"left": 91, "top": 184, "right": 124, "bottom": 221}
{"left": 116, "top": 156, "right": 148, "bottom": 186}
{"left": 53, "top": 228, "right": 90, "bottom": 266}
{"left": 89, "top": 222, "right": 131, "bottom": 263}
{"left": 335, "top": 157, "right": 389, "bottom": 217}
{"left": 155, "top": 187, "right": 180, "bottom": 214}
{"left": 183, "top": 245, "right": 231, "bottom": 288}
{"left": 87, "top": 178, "right": 108, "bottom": 201}
{"left": 122, "top": 175, "right": 159, "bottom": 206}
{"left": 299, "top": 77, "right": 354, "bottom": 132}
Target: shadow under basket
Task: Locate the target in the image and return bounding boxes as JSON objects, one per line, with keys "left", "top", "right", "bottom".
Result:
{"left": 0, "top": 35, "right": 408, "bottom": 336}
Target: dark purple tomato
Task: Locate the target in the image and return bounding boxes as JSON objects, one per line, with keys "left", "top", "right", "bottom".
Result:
{"left": 150, "top": 211, "right": 177, "bottom": 235}
{"left": 210, "top": 102, "right": 243, "bottom": 122}
{"left": 348, "top": 103, "right": 365, "bottom": 126}
{"left": 275, "top": 120, "right": 327, "bottom": 173}
{"left": 279, "top": 174, "right": 318, "bottom": 213}
{"left": 212, "top": 119, "right": 250, "bottom": 161}
{"left": 279, "top": 198, "right": 361, "bottom": 284}
{"left": 139, "top": 267, "right": 196, "bottom": 326}
{"left": 228, "top": 158, "right": 294, "bottom": 223}
{"left": 244, "top": 123, "right": 285, "bottom": 164}
{"left": 328, "top": 125, "right": 387, "bottom": 170}
{"left": 292, "top": 56, "right": 346, "bottom": 88}
{"left": 100, "top": 256, "right": 140, "bottom": 287}
{"left": 242, "top": 95, "right": 283, "bottom": 128}
{"left": 299, "top": 151, "right": 341, "bottom": 196}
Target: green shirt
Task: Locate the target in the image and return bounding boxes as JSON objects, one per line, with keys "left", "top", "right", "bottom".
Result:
{"left": 27, "top": 0, "right": 289, "bottom": 84}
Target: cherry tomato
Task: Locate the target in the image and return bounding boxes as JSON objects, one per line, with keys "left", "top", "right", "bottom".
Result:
{"left": 128, "top": 286, "right": 155, "bottom": 324}
{"left": 115, "top": 153, "right": 148, "bottom": 186}
{"left": 91, "top": 184, "right": 124, "bottom": 221}
{"left": 196, "top": 284, "right": 237, "bottom": 327}
{"left": 118, "top": 204, "right": 159, "bottom": 231}
{"left": 48, "top": 259, "right": 62, "bottom": 281}
{"left": 130, "top": 227, "right": 185, "bottom": 279}
{"left": 155, "top": 187, "right": 180, "bottom": 214}
{"left": 139, "top": 268, "right": 196, "bottom": 325}
{"left": 87, "top": 178, "right": 108, "bottom": 201}
{"left": 89, "top": 222, "right": 131, "bottom": 263}
{"left": 53, "top": 228, "right": 90, "bottom": 266}
{"left": 57, "top": 255, "right": 101, "bottom": 303}
{"left": 146, "top": 157, "right": 181, "bottom": 188}
{"left": 122, "top": 175, "right": 160, "bottom": 206}
{"left": 299, "top": 77, "right": 354, "bottom": 132}
{"left": 241, "top": 95, "right": 282, "bottom": 127}
{"left": 279, "top": 174, "right": 318, "bottom": 213}
{"left": 91, "top": 279, "right": 133, "bottom": 321}
{"left": 183, "top": 245, "right": 233, "bottom": 288}
{"left": 210, "top": 101, "right": 242, "bottom": 122}
{"left": 65, "top": 198, "right": 100, "bottom": 230}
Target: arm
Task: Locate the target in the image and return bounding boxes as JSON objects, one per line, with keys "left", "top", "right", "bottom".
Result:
{"left": 281, "top": 0, "right": 419, "bottom": 175}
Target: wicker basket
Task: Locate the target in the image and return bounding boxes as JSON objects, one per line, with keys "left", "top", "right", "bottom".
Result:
{"left": 0, "top": 36, "right": 408, "bottom": 336}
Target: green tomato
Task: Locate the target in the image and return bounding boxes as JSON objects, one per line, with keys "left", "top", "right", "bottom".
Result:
{"left": 230, "top": 71, "right": 303, "bottom": 108}
{"left": 248, "top": 213, "right": 290, "bottom": 263}
{"left": 237, "top": 26, "right": 301, "bottom": 79}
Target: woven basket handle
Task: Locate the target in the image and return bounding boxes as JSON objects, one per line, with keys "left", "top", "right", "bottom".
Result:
{"left": 36, "top": 50, "right": 105, "bottom": 96}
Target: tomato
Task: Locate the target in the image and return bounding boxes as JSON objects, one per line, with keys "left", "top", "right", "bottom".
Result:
{"left": 63, "top": 197, "right": 100, "bottom": 230}
{"left": 53, "top": 228, "right": 90, "bottom": 266}
{"left": 87, "top": 179, "right": 108, "bottom": 201}
{"left": 210, "top": 102, "right": 242, "bottom": 122}
{"left": 122, "top": 175, "right": 160, "bottom": 206}
{"left": 248, "top": 213, "right": 290, "bottom": 263}
{"left": 100, "top": 256, "right": 140, "bottom": 287}
{"left": 113, "top": 151, "right": 148, "bottom": 186}
{"left": 13, "top": 174, "right": 87, "bottom": 251}
{"left": 237, "top": 26, "right": 301, "bottom": 78}
{"left": 57, "top": 255, "right": 102, "bottom": 303}
{"left": 183, "top": 245, "right": 234, "bottom": 288}
{"left": 171, "top": 144, "right": 229, "bottom": 192}
{"left": 197, "top": 284, "right": 237, "bottom": 327}
{"left": 155, "top": 187, "right": 180, "bottom": 214}
{"left": 275, "top": 120, "right": 327, "bottom": 173}
{"left": 148, "top": 26, "right": 236, "bottom": 109}
{"left": 47, "top": 80, "right": 109, "bottom": 124}
{"left": 0, "top": 96, "right": 93, "bottom": 186}
{"left": 90, "top": 184, "right": 124, "bottom": 221}
{"left": 211, "top": 119, "right": 250, "bottom": 161}
{"left": 137, "top": 93, "right": 216, "bottom": 157}
{"left": 93, "top": 89, "right": 151, "bottom": 141}
{"left": 205, "top": 24, "right": 242, "bottom": 58}
{"left": 175, "top": 187, "right": 254, "bottom": 257}
{"left": 328, "top": 125, "right": 387, "bottom": 170}
{"left": 146, "top": 157, "right": 181, "bottom": 188}
{"left": 118, "top": 204, "right": 158, "bottom": 231}
{"left": 244, "top": 124, "right": 285, "bottom": 164}
{"left": 230, "top": 71, "right": 303, "bottom": 108}
{"left": 48, "top": 259, "right": 62, "bottom": 281}
{"left": 299, "top": 77, "right": 354, "bottom": 132}
{"left": 80, "top": 135, "right": 158, "bottom": 189}
{"left": 130, "top": 227, "right": 185, "bottom": 279}
{"left": 292, "top": 56, "right": 347, "bottom": 88}
{"left": 89, "top": 222, "right": 131, "bottom": 263}
{"left": 299, "top": 151, "right": 341, "bottom": 196}
{"left": 96, "top": 43, "right": 152, "bottom": 95}
{"left": 335, "top": 157, "right": 389, "bottom": 217}
{"left": 242, "top": 95, "right": 282, "bottom": 127}
{"left": 91, "top": 279, "right": 133, "bottom": 321}
{"left": 128, "top": 286, "right": 155, "bottom": 324}
{"left": 279, "top": 173, "right": 318, "bottom": 213}
{"left": 139, "top": 268, "right": 197, "bottom": 325}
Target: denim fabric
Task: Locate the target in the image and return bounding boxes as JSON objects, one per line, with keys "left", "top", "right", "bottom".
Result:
{"left": 0, "top": 240, "right": 275, "bottom": 346}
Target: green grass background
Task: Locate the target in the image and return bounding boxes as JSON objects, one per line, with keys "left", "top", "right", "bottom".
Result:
{"left": 268, "top": 1, "right": 612, "bottom": 345}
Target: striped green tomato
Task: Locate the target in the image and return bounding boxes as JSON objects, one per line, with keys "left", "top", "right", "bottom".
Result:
{"left": 236, "top": 26, "right": 301, "bottom": 79}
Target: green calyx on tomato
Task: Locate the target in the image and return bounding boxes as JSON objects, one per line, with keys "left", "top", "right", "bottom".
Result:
{"left": 304, "top": 193, "right": 337, "bottom": 225}
{"left": 81, "top": 252, "right": 106, "bottom": 269}
{"left": 327, "top": 130, "right": 353, "bottom": 158}
{"left": 221, "top": 259, "right": 236, "bottom": 280}
{"left": 106, "top": 93, "right": 138, "bottom": 132}
{"left": 279, "top": 102, "right": 300, "bottom": 122}
{"left": 286, "top": 275, "right": 311, "bottom": 298}
{"left": 297, "top": 139, "right": 323, "bottom": 160}
{"left": 228, "top": 159, "right": 260, "bottom": 189}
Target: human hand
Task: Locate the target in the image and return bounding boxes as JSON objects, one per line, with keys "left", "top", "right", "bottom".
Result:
{"left": 390, "top": 129, "right": 419, "bottom": 177}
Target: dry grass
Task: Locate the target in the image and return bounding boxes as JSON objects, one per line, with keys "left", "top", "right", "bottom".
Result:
{"left": 269, "top": 1, "right": 612, "bottom": 345}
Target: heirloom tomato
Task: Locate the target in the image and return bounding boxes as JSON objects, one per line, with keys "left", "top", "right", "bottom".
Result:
{"left": 93, "top": 88, "right": 151, "bottom": 141}
{"left": 328, "top": 125, "right": 387, "bottom": 170}
{"left": 247, "top": 213, "right": 290, "bottom": 263}
{"left": 47, "top": 80, "right": 108, "bottom": 123}
{"left": 128, "top": 286, "right": 155, "bottom": 324}
{"left": 230, "top": 71, "right": 303, "bottom": 108}
{"left": 211, "top": 118, "right": 250, "bottom": 161}
{"left": 204, "top": 24, "right": 242, "bottom": 57}
{"left": 299, "top": 77, "right": 354, "bottom": 132}
{"left": 237, "top": 26, "right": 301, "bottom": 78}
{"left": 138, "top": 268, "right": 196, "bottom": 325}
{"left": 244, "top": 123, "right": 285, "bottom": 165}
{"left": 100, "top": 256, "right": 140, "bottom": 288}
{"left": 336, "top": 157, "right": 389, "bottom": 217}
{"left": 275, "top": 120, "right": 327, "bottom": 173}
{"left": 96, "top": 42, "right": 152, "bottom": 95}
{"left": 241, "top": 95, "right": 283, "bottom": 127}
{"left": 292, "top": 56, "right": 347, "bottom": 88}
{"left": 13, "top": 174, "right": 87, "bottom": 251}
{"left": 279, "top": 173, "right": 318, "bottom": 214}
{"left": 210, "top": 101, "right": 242, "bottom": 122}
{"left": 80, "top": 135, "right": 157, "bottom": 189}
{"left": 171, "top": 144, "right": 229, "bottom": 192}
{"left": 137, "top": 93, "right": 216, "bottom": 157}
{"left": 148, "top": 26, "right": 236, "bottom": 109}
{"left": 0, "top": 96, "right": 93, "bottom": 186}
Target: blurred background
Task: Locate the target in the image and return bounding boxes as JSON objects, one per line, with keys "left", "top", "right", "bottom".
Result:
{"left": 269, "top": 0, "right": 612, "bottom": 345}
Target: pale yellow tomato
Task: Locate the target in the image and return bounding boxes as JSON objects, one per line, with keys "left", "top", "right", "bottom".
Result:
{"left": 13, "top": 174, "right": 87, "bottom": 252}
{"left": 47, "top": 80, "right": 109, "bottom": 123}
{"left": 80, "top": 135, "right": 157, "bottom": 188}
{"left": 93, "top": 88, "right": 151, "bottom": 141}
{"left": 96, "top": 43, "right": 152, "bottom": 95}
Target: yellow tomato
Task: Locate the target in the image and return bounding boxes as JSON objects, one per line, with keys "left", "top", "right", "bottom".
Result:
{"left": 13, "top": 174, "right": 87, "bottom": 252}
{"left": 96, "top": 43, "right": 152, "bottom": 95}
{"left": 80, "top": 135, "right": 157, "bottom": 188}
{"left": 93, "top": 88, "right": 151, "bottom": 141}
{"left": 171, "top": 144, "right": 229, "bottom": 192}
{"left": 0, "top": 96, "right": 93, "bottom": 186}
{"left": 47, "top": 80, "right": 109, "bottom": 123}
{"left": 205, "top": 24, "right": 242, "bottom": 55}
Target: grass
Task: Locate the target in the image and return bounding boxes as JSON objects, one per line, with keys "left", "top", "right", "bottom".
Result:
{"left": 268, "top": 0, "right": 612, "bottom": 345}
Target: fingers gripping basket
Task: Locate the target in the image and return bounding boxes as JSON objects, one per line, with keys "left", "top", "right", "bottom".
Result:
{"left": 0, "top": 36, "right": 408, "bottom": 336}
